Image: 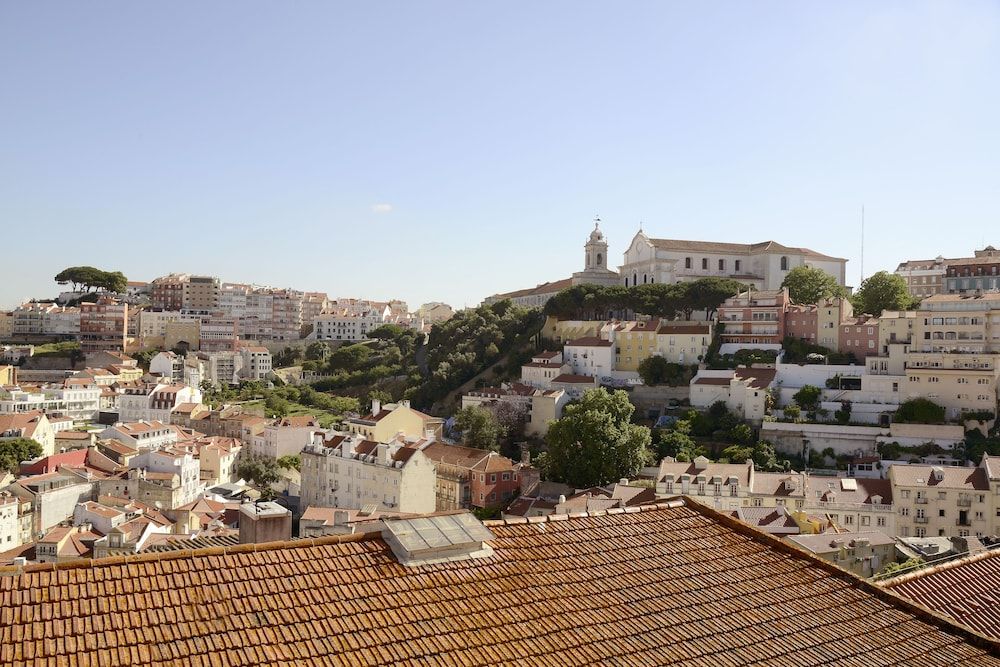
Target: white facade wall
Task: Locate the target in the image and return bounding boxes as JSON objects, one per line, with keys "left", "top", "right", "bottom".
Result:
{"left": 0, "top": 497, "right": 19, "bottom": 550}
{"left": 300, "top": 439, "right": 436, "bottom": 514}
{"left": 563, "top": 343, "right": 613, "bottom": 379}
{"left": 132, "top": 450, "right": 202, "bottom": 507}
{"left": 37, "top": 483, "right": 95, "bottom": 533}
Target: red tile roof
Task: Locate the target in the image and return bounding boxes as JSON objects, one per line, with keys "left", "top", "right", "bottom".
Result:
{"left": 885, "top": 549, "right": 1000, "bottom": 639}
{"left": 0, "top": 501, "right": 997, "bottom": 665}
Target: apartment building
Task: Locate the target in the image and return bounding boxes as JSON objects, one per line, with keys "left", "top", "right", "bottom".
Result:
{"left": 895, "top": 257, "right": 949, "bottom": 299}
{"left": 199, "top": 314, "right": 239, "bottom": 352}
{"left": 0, "top": 493, "right": 20, "bottom": 550}
{"left": 420, "top": 442, "right": 522, "bottom": 510}
{"left": 613, "top": 320, "right": 713, "bottom": 369}
{"left": 239, "top": 345, "right": 272, "bottom": 380}
{"left": 0, "top": 381, "right": 101, "bottom": 422}
{"left": 564, "top": 336, "right": 614, "bottom": 378}
{"left": 150, "top": 273, "right": 189, "bottom": 311}
{"left": 300, "top": 432, "right": 436, "bottom": 513}
{"left": 717, "top": 288, "right": 790, "bottom": 346}
{"left": 868, "top": 294, "right": 1000, "bottom": 420}
{"left": 342, "top": 400, "right": 443, "bottom": 442}
{"left": 79, "top": 297, "right": 128, "bottom": 353}
{"left": 0, "top": 411, "right": 55, "bottom": 456}
{"left": 689, "top": 369, "right": 776, "bottom": 421}
{"left": 944, "top": 246, "right": 1000, "bottom": 295}
{"left": 12, "top": 303, "right": 80, "bottom": 337}
{"left": 270, "top": 289, "right": 304, "bottom": 341}
{"left": 520, "top": 351, "right": 570, "bottom": 389}
{"left": 889, "top": 461, "right": 995, "bottom": 539}
{"left": 99, "top": 421, "right": 178, "bottom": 451}
{"left": 313, "top": 308, "right": 386, "bottom": 342}
{"left": 131, "top": 449, "right": 202, "bottom": 508}
{"left": 182, "top": 275, "right": 221, "bottom": 310}
{"left": 301, "top": 292, "right": 330, "bottom": 324}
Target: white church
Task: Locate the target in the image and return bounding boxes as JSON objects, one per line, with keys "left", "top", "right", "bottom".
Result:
{"left": 483, "top": 220, "right": 847, "bottom": 308}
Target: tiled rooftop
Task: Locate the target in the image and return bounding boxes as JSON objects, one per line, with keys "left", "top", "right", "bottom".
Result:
{"left": 0, "top": 501, "right": 998, "bottom": 665}
{"left": 885, "top": 549, "right": 1000, "bottom": 640}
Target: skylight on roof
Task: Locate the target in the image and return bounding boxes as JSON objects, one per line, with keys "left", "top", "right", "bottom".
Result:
{"left": 382, "top": 513, "right": 494, "bottom": 566}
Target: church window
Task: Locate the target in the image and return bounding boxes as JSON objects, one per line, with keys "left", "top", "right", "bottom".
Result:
{"left": 632, "top": 273, "right": 637, "bottom": 286}
{"left": 643, "top": 274, "right": 648, "bottom": 284}
{"left": 718, "top": 259, "right": 725, "bottom": 271}
{"left": 685, "top": 257, "right": 692, "bottom": 269}
{"left": 780, "top": 256, "right": 789, "bottom": 271}
{"left": 596, "top": 253, "right": 602, "bottom": 266}
{"left": 701, "top": 258, "right": 708, "bottom": 270}
{"left": 735, "top": 260, "right": 741, "bottom": 272}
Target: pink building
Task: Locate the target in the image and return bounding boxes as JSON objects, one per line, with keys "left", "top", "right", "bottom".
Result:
{"left": 717, "top": 288, "right": 790, "bottom": 346}
{"left": 784, "top": 304, "right": 818, "bottom": 344}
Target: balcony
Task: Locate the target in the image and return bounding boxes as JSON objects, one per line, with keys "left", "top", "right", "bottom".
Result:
{"left": 956, "top": 519, "right": 972, "bottom": 527}
{"left": 957, "top": 497, "right": 973, "bottom": 507}
{"left": 915, "top": 497, "right": 928, "bottom": 504}
{"left": 914, "top": 516, "right": 929, "bottom": 524}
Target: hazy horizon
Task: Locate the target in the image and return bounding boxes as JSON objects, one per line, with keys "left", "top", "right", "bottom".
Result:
{"left": 4, "top": 2, "right": 1000, "bottom": 310}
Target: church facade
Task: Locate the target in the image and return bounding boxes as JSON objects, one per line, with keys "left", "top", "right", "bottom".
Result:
{"left": 618, "top": 232, "right": 847, "bottom": 291}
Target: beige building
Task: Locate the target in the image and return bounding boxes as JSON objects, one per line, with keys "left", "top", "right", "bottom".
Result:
{"left": 343, "top": 400, "right": 443, "bottom": 442}
{"left": 300, "top": 432, "right": 436, "bottom": 513}
{"left": 895, "top": 257, "right": 949, "bottom": 299}
{"left": 0, "top": 411, "right": 55, "bottom": 456}
{"left": 613, "top": 319, "right": 712, "bottom": 370}
{"left": 182, "top": 276, "right": 221, "bottom": 311}
{"left": 655, "top": 456, "right": 807, "bottom": 513}
{"left": 889, "top": 458, "right": 1000, "bottom": 539}
{"left": 619, "top": 232, "right": 847, "bottom": 290}
{"left": 786, "top": 531, "right": 897, "bottom": 578}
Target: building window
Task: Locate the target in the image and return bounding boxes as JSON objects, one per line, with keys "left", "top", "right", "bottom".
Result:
{"left": 685, "top": 257, "right": 692, "bottom": 269}
{"left": 718, "top": 259, "right": 725, "bottom": 271}
{"left": 877, "top": 516, "right": 886, "bottom": 527}
{"left": 735, "top": 260, "right": 741, "bottom": 272}
{"left": 780, "top": 256, "right": 788, "bottom": 271}
{"left": 701, "top": 258, "right": 708, "bottom": 270}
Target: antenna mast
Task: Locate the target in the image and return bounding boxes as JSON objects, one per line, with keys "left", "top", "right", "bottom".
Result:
{"left": 860, "top": 205, "right": 865, "bottom": 283}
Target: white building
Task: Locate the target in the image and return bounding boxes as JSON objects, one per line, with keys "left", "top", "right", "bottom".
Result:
{"left": 239, "top": 346, "right": 272, "bottom": 381}
{"left": 12, "top": 303, "right": 80, "bottom": 337}
{"left": 131, "top": 449, "right": 203, "bottom": 508}
{"left": 313, "top": 307, "right": 387, "bottom": 341}
{"left": 117, "top": 381, "right": 201, "bottom": 423}
{"left": 563, "top": 336, "right": 615, "bottom": 380}
{"left": 0, "top": 493, "right": 20, "bottom": 550}
{"left": 619, "top": 231, "right": 847, "bottom": 290}
{"left": 100, "top": 421, "right": 178, "bottom": 451}
{"left": 251, "top": 415, "right": 321, "bottom": 460}
{"left": 0, "top": 382, "right": 101, "bottom": 423}
{"left": 520, "top": 351, "right": 570, "bottom": 389}
{"left": 689, "top": 368, "right": 776, "bottom": 421}
{"left": 300, "top": 431, "right": 437, "bottom": 514}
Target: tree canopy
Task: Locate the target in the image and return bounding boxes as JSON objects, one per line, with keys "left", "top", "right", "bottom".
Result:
{"left": 0, "top": 438, "right": 42, "bottom": 474}
{"left": 637, "top": 355, "right": 690, "bottom": 386}
{"left": 543, "top": 278, "right": 746, "bottom": 321}
{"left": 54, "top": 266, "right": 127, "bottom": 293}
{"left": 852, "top": 271, "right": 917, "bottom": 316}
{"left": 781, "top": 265, "right": 848, "bottom": 304}
{"left": 453, "top": 405, "right": 505, "bottom": 452}
{"left": 894, "top": 398, "right": 946, "bottom": 424}
{"left": 544, "top": 388, "right": 652, "bottom": 487}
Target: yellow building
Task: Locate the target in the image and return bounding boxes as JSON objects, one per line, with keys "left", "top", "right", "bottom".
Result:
{"left": 343, "top": 400, "right": 443, "bottom": 441}
{"left": 614, "top": 319, "right": 713, "bottom": 371}
{"left": 0, "top": 312, "right": 12, "bottom": 339}
{"left": 0, "top": 365, "right": 16, "bottom": 386}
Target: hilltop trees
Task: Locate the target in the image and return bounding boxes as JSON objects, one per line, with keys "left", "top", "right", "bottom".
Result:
{"left": 0, "top": 438, "right": 42, "bottom": 474}
{"left": 54, "top": 266, "right": 127, "bottom": 293}
{"left": 853, "top": 271, "right": 917, "bottom": 316}
{"left": 543, "top": 278, "right": 746, "bottom": 321}
{"left": 781, "top": 265, "right": 848, "bottom": 304}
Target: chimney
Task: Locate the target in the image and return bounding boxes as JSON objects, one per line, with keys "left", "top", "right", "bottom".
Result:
{"left": 334, "top": 510, "right": 350, "bottom": 527}
{"left": 377, "top": 442, "right": 391, "bottom": 466}
{"left": 12, "top": 557, "right": 26, "bottom": 567}
{"left": 521, "top": 449, "right": 531, "bottom": 466}
{"left": 619, "top": 478, "right": 629, "bottom": 486}
{"left": 558, "top": 494, "right": 566, "bottom": 505}
{"left": 371, "top": 399, "right": 381, "bottom": 415}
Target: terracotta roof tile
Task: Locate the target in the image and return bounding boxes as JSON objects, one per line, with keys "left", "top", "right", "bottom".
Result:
{"left": 0, "top": 502, "right": 997, "bottom": 665}
{"left": 885, "top": 549, "right": 1000, "bottom": 640}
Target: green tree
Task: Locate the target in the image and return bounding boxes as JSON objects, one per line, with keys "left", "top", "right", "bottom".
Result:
{"left": 721, "top": 444, "right": 753, "bottom": 463}
{"left": 0, "top": 438, "right": 43, "bottom": 474}
{"left": 236, "top": 456, "right": 281, "bottom": 489}
{"left": 783, "top": 404, "right": 802, "bottom": 421}
{"left": 454, "top": 405, "right": 506, "bottom": 452}
{"left": 793, "top": 385, "right": 822, "bottom": 412}
{"left": 894, "top": 398, "right": 946, "bottom": 424}
{"left": 658, "top": 429, "right": 705, "bottom": 461}
{"left": 54, "top": 266, "right": 127, "bottom": 293}
{"left": 276, "top": 455, "right": 301, "bottom": 471}
{"left": 875, "top": 556, "right": 924, "bottom": 581}
{"left": 638, "top": 355, "right": 670, "bottom": 386}
{"left": 545, "top": 388, "right": 652, "bottom": 487}
{"left": 304, "top": 341, "right": 332, "bottom": 361}
{"left": 853, "top": 271, "right": 915, "bottom": 316}
{"left": 781, "top": 265, "right": 848, "bottom": 304}
{"left": 729, "top": 423, "right": 754, "bottom": 445}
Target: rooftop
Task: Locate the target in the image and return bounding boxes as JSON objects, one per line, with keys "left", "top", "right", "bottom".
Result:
{"left": 0, "top": 500, "right": 996, "bottom": 665}
{"left": 885, "top": 548, "right": 1000, "bottom": 640}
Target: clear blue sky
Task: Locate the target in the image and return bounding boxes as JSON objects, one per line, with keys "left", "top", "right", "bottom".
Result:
{"left": 3, "top": 2, "right": 999, "bottom": 310}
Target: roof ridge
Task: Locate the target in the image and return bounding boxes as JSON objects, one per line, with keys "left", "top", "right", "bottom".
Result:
{"left": 881, "top": 547, "right": 1000, "bottom": 588}
{"left": 679, "top": 497, "right": 1000, "bottom": 653}
{"left": 0, "top": 531, "right": 378, "bottom": 576}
